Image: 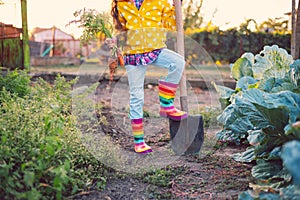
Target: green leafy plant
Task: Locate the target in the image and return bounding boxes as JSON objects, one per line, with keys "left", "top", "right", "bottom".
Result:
{"left": 143, "top": 166, "right": 185, "bottom": 187}
{"left": 194, "top": 106, "right": 222, "bottom": 128}
{"left": 213, "top": 45, "right": 300, "bottom": 143}
{"left": 68, "top": 8, "right": 113, "bottom": 44}
{"left": 68, "top": 8, "right": 124, "bottom": 82}
{"left": 0, "top": 73, "right": 109, "bottom": 199}
{"left": 0, "top": 69, "right": 31, "bottom": 99}
{"left": 213, "top": 45, "right": 300, "bottom": 199}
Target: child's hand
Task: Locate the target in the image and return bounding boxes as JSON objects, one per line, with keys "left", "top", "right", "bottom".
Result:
{"left": 105, "top": 37, "right": 117, "bottom": 49}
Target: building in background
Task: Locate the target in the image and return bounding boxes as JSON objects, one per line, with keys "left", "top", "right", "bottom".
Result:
{"left": 0, "top": 22, "right": 22, "bottom": 38}
{"left": 30, "top": 26, "right": 89, "bottom": 57}
{"left": 0, "top": 22, "right": 23, "bottom": 69}
{"left": 0, "top": 23, "right": 98, "bottom": 68}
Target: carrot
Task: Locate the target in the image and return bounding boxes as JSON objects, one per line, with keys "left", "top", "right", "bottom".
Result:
{"left": 108, "top": 58, "right": 118, "bottom": 83}
{"left": 117, "top": 51, "right": 125, "bottom": 66}
{"left": 109, "top": 58, "right": 118, "bottom": 70}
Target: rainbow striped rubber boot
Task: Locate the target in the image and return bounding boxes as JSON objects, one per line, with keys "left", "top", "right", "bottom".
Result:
{"left": 131, "top": 118, "right": 153, "bottom": 154}
{"left": 158, "top": 80, "right": 188, "bottom": 121}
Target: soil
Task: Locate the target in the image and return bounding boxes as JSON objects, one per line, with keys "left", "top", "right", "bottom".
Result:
{"left": 71, "top": 80, "right": 253, "bottom": 200}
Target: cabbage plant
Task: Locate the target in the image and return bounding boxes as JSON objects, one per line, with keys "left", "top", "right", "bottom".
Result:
{"left": 213, "top": 45, "right": 300, "bottom": 199}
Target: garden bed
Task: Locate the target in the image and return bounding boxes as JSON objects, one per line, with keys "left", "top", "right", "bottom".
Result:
{"left": 71, "top": 80, "right": 253, "bottom": 200}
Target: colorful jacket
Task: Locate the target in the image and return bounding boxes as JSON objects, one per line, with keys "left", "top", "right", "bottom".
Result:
{"left": 116, "top": 0, "right": 176, "bottom": 55}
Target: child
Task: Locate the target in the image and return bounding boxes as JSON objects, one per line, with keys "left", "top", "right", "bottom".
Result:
{"left": 106, "top": 0, "right": 187, "bottom": 154}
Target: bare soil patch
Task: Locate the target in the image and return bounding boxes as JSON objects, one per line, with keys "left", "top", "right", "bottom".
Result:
{"left": 72, "top": 80, "right": 252, "bottom": 200}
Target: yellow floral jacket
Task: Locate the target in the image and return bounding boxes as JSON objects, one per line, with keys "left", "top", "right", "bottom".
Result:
{"left": 116, "top": 0, "right": 176, "bottom": 55}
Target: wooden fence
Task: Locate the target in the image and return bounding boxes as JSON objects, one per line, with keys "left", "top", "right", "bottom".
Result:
{"left": 0, "top": 23, "right": 23, "bottom": 69}
{"left": 0, "top": 38, "right": 23, "bottom": 69}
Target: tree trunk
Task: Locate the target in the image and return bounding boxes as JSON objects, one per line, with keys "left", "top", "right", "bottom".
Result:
{"left": 295, "top": 0, "right": 300, "bottom": 59}
{"left": 291, "top": 0, "right": 296, "bottom": 58}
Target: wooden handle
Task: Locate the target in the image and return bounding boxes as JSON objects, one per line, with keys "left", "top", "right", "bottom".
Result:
{"left": 174, "top": 0, "right": 184, "bottom": 57}
{"left": 174, "top": 0, "right": 188, "bottom": 112}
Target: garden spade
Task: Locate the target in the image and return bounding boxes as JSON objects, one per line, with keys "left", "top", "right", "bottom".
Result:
{"left": 169, "top": 0, "right": 204, "bottom": 155}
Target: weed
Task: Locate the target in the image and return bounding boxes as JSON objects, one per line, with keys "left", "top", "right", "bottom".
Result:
{"left": 0, "top": 69, "right": 31, "bottom": 99}
{"left": 0, "top": 72, "right": 109, "bottom": 199}
{"left": 190, "top": 106, "right": 222, "bottom": 128}
{"left": 143, "top": 165, "right": 186, "bottom": 187}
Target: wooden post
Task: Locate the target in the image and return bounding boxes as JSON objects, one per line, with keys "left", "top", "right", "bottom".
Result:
{"left": 21, "top": 0, "right": 30, "bottom": 70}
{"left": 1, "top": 22, "right": 4, "bottom": 67}
{"left": 174, "top": 0, "right": 188, "bottom": 113}
{"left": 50, "top": 26, "right": 56, "bottom": 57}
{"left": 291, "top": 0, "right": 296, "bottom": 58}
{"left": 296, "top": 0, "right": 300, "bottom": 59}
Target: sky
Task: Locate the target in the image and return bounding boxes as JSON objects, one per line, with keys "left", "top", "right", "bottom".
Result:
{"left": 0, "top": 0, "right": 292, "bottom": 39}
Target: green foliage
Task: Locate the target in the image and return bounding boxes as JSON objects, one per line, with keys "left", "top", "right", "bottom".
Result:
{"left": 290, "top": 60, "right": 300, "bottom": 87}
{"left": 214, "top": 45, "right": 298, "bottom": 116}
{"left": 143, "top": 166, "right": 185, "bottom": 187}
{"left": 68, "top": 8, "right": 113, "bottom": 45}
{"left": 0, "top": 70, "right": 31, "bottom": 99}
{"left": 214, "top": 45, "right": 299, "bottom": 144}
{"left": 183, "top": 0, "right": 204, "bottom": 31}
{"left": 191, "top": 30, "right": 290, "bottom": 63}
{"left": 198, "top": 106, "right": 222, "bottom": 128}
{"left": 212, "top": 83, "right": 235, "bottom": 110}
{"left": 258, "top": 17, "right": 289, "bottom": 34}
{"left": 281, "top": 141, "right": 300, "bottom": 186}
{"left": 213, "top": 45, "right": 300, "bottom": 198}
{"left": 253, "top": 45, "right": 293, "bottom": 80}
{"left": 231, "top": 57, "right": 253, "bottom": 80}
{"left": 0, "top": 73, "right": 108, "bottom": 199}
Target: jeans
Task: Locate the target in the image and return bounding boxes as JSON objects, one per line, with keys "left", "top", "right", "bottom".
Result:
{"left": 125, "top": 48, "right": 185, "bottom": 119}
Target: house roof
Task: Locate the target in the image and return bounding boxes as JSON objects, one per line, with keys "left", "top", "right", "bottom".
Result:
{"left": 0, "top": 22, "right": 22, "bottom": 39}
{"left": 30, "top": 26, "right": 75, "bottom": 41}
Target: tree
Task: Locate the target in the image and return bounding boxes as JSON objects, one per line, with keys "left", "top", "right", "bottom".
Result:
{"left": 258, "top": 17, "right": 288, "bottom": 34}
{"left": 291, "top": 0, "right": 296, "bottom": 57}
{"left": 291, "top": 0, "right": 300, "bottom": 59}
{"left": 295, "top": 0, "right": 300, "bottom": 59}
{"left": 182, "top": 0, "right": 204, "bottom": 31}
{"left": 239, "top": 19, "right": 259, "bottom": 34}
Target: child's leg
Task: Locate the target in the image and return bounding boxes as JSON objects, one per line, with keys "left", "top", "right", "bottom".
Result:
{"left": 131, "top": 118, "right": 152, "bottom": 154}
{"left": 125, "top": 64, "right": 147, "bottom": 119}
{"left": 151, "top": 48, "right": 185, "bottom": 84}
{"left": 152, "top": 49, "right": 188, "bottom": 121}
{"left": 126, "top": 64, "right": 152, "bottom": 154}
